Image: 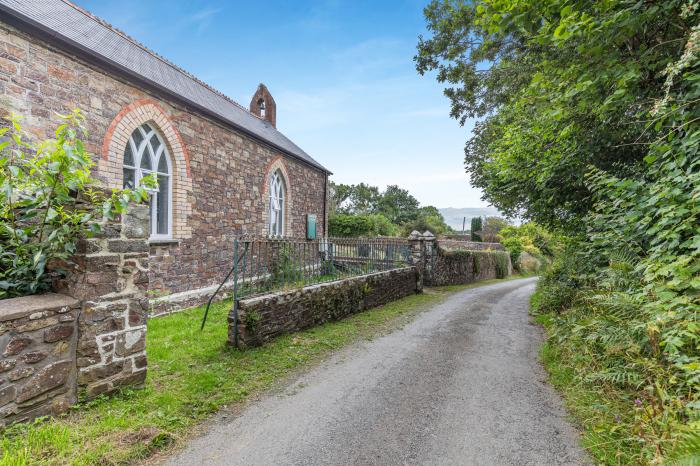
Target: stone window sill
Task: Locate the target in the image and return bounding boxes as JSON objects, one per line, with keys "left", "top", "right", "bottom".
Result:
{"left": 149, "top": 239, "right": 181, "bottom": 246}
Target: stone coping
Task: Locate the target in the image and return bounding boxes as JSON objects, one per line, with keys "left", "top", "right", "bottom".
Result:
{"left": 240, "top": 267, "right": 415, "bottom": 305}
{"left": 0, "top": 293, "right": 79, "bottom": 322}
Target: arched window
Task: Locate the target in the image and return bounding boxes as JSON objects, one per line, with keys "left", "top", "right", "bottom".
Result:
{"left": 268, "top": 170, "right": 285, "bottom": 236}
{"left": 123, "top": 123, "right": 172, "bottom": 239}
{"left": 258, "top": 98, "right": 266, "bottom": 119}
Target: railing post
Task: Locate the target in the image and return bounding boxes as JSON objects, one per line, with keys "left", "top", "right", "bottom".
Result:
{"left": 229, "top": 239, "right": 240, "bottom": 348}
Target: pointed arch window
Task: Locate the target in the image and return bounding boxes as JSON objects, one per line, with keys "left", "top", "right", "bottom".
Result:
{"left": 269, "top": 170, "right": 285, "bottom": 236}
{"left": 122, "top": 123, "right": 172, "bottom": 239}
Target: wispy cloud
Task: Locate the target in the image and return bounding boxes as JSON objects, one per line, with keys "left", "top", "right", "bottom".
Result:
{"left": 329, "top": 38, "right": 409, "bottom": 80}
{"left": 188, "top": 7, "right": 221, "bottom": 34}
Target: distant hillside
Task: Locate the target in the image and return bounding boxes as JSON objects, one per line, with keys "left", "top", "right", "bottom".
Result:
{"left": 438, "top": 207, "right": 502, "bottom": 232}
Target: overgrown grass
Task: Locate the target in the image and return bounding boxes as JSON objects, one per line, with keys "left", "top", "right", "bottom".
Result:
{"left": 0, "top": 278, "right": 517, "bottom": 465}
{"left": 534, "top": 310, "right": 640, "bottom": 465}
{"left": 533, "top": 288, "right": 700, "bottom": 465}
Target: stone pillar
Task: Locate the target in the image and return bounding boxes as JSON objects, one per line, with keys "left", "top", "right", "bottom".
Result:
{"left": 408, "top": 230, "right": 436, "bottom": 290}
{"left": 55, "top": 203, "right": 150, "bottom": 398}
{"left": 408, "top": 231, "right": 423, "bottom": 291}
{"left": 421, "top": 231, "right": 436, "bottom": 286}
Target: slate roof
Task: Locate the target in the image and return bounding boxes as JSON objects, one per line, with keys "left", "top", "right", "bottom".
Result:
{"left": 0, "top": 0, "right": 329, "bottom": 173}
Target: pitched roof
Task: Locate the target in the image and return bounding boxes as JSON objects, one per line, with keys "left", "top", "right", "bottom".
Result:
{"left": 0, "top": 0, "right": 330, "bottom": 173}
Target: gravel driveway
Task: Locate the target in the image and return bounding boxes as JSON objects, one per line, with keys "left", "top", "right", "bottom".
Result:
{"left": 167, "top": 277, "right": 587, "bottom": 466}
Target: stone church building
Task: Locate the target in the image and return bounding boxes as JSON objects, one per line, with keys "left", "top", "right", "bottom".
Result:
{"left": 0, "top": 1, "right": 330, "bottom": 311}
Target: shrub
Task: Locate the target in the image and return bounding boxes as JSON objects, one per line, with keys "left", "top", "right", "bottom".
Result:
{"left": 329, "top": 213, "right": 398, "bottom": 237}
{"left": 493, "top": 251, "right": 510, "bottom": 279}
{"left": 531, "top": 247, "right": 583, "bottom": 314}
{"left": 0, "top": 111, "right": 154, "bottom": 299}
{"left": 499, "top": 222, "right": 559, "bottom": 272}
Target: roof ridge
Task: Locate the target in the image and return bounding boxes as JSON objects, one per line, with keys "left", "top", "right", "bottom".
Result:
{"left": 60, "top": 0, "right": 252, "bottom": 115}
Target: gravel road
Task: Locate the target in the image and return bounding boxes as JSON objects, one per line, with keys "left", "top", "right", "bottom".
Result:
{"left": 167, "top": 277, "right": 587, "bottom": 466}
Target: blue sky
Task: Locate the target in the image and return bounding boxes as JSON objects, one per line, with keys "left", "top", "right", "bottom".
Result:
{"left": 77, "top": 0, "right": 488, "bottom": 209}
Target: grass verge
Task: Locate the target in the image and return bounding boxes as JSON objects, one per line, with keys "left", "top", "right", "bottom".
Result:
{"left": 532, "top": 295, "right": 643, "bottom": 465}
{"left": 0, "top": 277, "right": 524, "bottom": 465}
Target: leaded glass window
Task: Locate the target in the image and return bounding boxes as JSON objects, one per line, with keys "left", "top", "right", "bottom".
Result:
{"left": 122, "top": 124, "right": 172, "bottom": 239}
{"left": 269, "top": 171, "right": 285, "bottom": 236}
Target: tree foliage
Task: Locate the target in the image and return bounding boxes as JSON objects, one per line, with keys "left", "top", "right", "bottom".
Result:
{"left": 499, "top": 222, "right": 558, "bottom": 270}
{"left": 416, "top": 0, "right": 692, "bottom": 230}
{"left": 402, "top": 206, "right": 452, "bottom": 236}
{"left": 329, "top": 181, "right": 450, "bottom": 236}
{"left": 470, "top": 216, "right": 482, "bottom": 241}
{"left": 328, "top": 213, "right": 398, "bottom": 237}
{"left": 0, "top": 111, "right": 154, "bottom": 298}
{"left": 417, "top": 0, "right": 700, "bottom": 462}
{"left": 376, "top": 185, "right": 420, "bottom": 225}
{"left": 479, "top": 216, "right": 509, "bottom": 242}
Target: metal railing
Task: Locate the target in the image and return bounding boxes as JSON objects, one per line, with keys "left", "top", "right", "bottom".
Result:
{"left": 201, "top": 236, "right": 413, "bottom": 332}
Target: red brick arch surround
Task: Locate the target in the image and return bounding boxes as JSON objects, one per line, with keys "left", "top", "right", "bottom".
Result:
{"left": 99, "top": 98, "right": 194, "bottom": 239}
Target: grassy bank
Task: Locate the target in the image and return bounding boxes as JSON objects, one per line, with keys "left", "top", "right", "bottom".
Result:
{"left": 534, "top": 310, "right": 639, "bottom": 465}
{"left": 533, "top": 286, "right": 699, "bottom": 465}
{"left": 0, "top": 278, "right": 520, "bottom": 465}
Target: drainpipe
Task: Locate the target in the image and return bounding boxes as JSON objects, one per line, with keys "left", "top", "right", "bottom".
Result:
{"left": 323, "top": 173, "right": 328, "bottom": 237}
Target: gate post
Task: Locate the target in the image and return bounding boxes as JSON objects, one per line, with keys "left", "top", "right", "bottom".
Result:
{"left": 53, "top": 202, "right": 151, "bottom": 399}
{"left": 408, "top": 230, "right": 436, "bottom": 291}
{"left": 421, "top": 231, "right": 435, "bottom": 286}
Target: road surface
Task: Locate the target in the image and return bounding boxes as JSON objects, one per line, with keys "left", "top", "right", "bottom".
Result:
{"left": 168, "top": 277, "right": 587, "bottom": 466}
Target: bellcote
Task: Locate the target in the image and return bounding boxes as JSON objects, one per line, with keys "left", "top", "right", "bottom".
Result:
{"left": 250, "top": 83, "right": 277, "bottom": 128}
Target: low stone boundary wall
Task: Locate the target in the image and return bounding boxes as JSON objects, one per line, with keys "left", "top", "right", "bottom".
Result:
{"left": 438, "top": 239, "right": 505, "bottom": 251}
{"left": 231, "top": 267, "right": 419, "bottom": 347}
{"left": 0, "top": 204, "right": 150, "bottom": 426}
{"left": 428, "top": 248, "right": 512, "bottom": 287}
{"left": 0, "top": 294, "right": 80, "bottom": 424}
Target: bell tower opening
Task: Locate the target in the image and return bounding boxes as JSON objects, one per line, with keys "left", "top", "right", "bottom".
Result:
{"left": 250, "top": 83, "right": 276, "bottom": 127}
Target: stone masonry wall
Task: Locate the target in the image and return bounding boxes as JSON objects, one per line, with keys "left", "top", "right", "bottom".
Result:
{"left": 54, "top": 205, "right": 151, "bottom": 398}
{"left": 0, "top": 294, "right": 80, "bottom": 426}
{"left": 428, "top": 248, "right": 512, "bottom": 287}
{"left": 438, "top": 240, "right": 505, "bottom": 251}
{"left": 0, "top": 204, "right": 151, "bottom": 425}
{"left": 0, "top": 21, "right": 328, "bottom": 312}
{"left": 0, "top": 205, "right": 150, "bottom": 426}
{"left": 232, "top": 267, "right": 419, "bottom": 348}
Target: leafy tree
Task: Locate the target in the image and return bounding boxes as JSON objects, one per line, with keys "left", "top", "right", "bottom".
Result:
{"left": 350, "top": 183, "right": 381, "bottom": 214}
{"left": 328, "top": 182, "right": 381, "bottom": 215}
{"left": 329, "top": 182, "right": 450, "bottom": 236}
{"left": 415, "top": 0, "right": 691, "bottom": 230}
{"left": 329, "top": 181, "right": 352, "bottom": 214}
{"left": 499, "top": 222, "right": 558, "bottom": 269}
{"left": 376, "top": 185, "right": 420, "bottom": 224}
{"left": 480, "top": 216, "right": 509, "bottom": 242}
{"left": 470, "top": 217, "right": 482, "bottom": 241}
{"left": 0, "top": 111, "right": 154, "bottom": 298}
{"left": 418, "top": 1, "right": 700, "bottom": 461}
{"left": 402, "top": 206, "right": 452, "bottom": 236}
{"left": 328, "top": 213, "right": 397, "bottom": 237}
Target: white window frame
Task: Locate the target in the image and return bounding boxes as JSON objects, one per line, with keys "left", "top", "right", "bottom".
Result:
{"left": 268, "top": 170, "right": 285, "bottom": 237}
{"left": 122, "top": 124, "right": 173, "bottom": 240}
